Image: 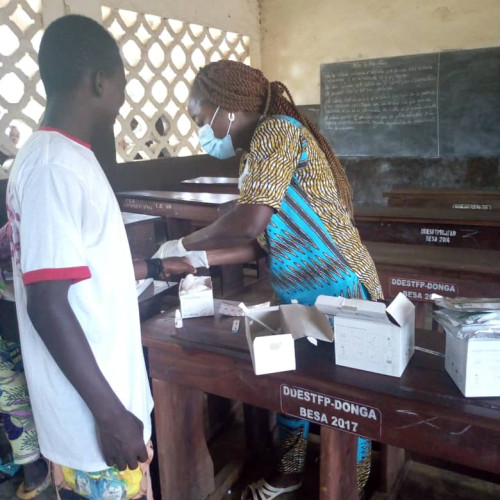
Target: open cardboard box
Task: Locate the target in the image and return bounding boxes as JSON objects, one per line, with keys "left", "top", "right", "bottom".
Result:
{"left": 179, "top": 275, "right": 214, "bottom": 319}
{"left": 244, "top": 303, "right": 334, "bottom": 375}
{"left": 315, "top": 293, "right": 415, "bottom": 377}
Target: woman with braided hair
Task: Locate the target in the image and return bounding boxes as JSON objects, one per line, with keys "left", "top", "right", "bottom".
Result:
{"left": 155, "top": 59, "right": 382, "bottom": 499}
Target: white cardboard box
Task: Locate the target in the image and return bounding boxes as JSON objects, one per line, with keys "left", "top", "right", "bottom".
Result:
{"left": 244, "top": 304, "right": 334, "bottom": 375}
{"left": 445, "top": 331, "right": 500, "bottom": 397}
{"left": 179, "top": 276, "right": 214, "bottom": 318}
{"left": 315, "top": 293, "right": 415, "bottom": 377}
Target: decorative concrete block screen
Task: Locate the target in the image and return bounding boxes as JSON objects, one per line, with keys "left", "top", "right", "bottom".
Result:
{"left": 102, "top": 6, "right": 251, "bottom": 162}
{"left": 0, "top": 0, "right": 44, "bottom": 155}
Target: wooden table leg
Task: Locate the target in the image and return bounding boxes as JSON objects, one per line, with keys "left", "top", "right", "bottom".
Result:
{"left": 165, "top": 217, "right": 192, "bottom": 240}
{"left": 379, "top": 444, "right": 405, "bottom": 493}
{"left": 220, "top": 264, "right": 244, "bottom": 293}
{"left": 243, "top": 404, "right": 270, "bottom": 457}
{"left": 320, "top": 426, "right": 358, "bottom": 500}
{"left": 152, "top": 378, "right": 215, "bottom": 500}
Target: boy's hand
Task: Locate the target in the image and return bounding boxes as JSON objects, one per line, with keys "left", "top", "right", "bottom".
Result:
{"left": 97, "top": 409, "right": 147, "bottom": 471}
{"left": 161, "top": 256, "right": 196, "bottom": 277}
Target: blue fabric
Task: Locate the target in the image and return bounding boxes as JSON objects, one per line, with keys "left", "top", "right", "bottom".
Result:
{"left": 268, "top": 116, "right": 371, "bottom": 467}
{"left": 264, "top": 116, "right": 369, "bottom": 306}
{"left": 277, "top": 413, "right": 370, "bottom": 466}
{"left": 276, "top": 413, "right": 310, "bottom": 439}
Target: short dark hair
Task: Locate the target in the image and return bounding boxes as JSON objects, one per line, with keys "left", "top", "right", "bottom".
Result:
{"left": 38, "top": 14, "right": 123, "bottom": 97}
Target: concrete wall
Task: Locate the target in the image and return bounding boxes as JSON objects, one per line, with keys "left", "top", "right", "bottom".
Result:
{"left": 41, "top": 0, "right": 261, "bottom": 66}
{"left": 260, "top": 0, "right": 500, "bottom": 104}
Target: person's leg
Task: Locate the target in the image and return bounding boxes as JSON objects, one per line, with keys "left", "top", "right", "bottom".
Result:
{"left": 242, "top": 415, "right": 308, "bottom": 498}
{"left": 270, "top": 414, "right": 309, "bottom": 486}
{"left": 0, "top": 338, "right": 49, "bottom": 496}
{"left": 243, "top": 414, "right": 372, "bottom": 499}
{"left": 20, "top": 459, "right": 49, "bottom": 494}
{"left": 357, "top": 436, "right": 371, "bottom": 492}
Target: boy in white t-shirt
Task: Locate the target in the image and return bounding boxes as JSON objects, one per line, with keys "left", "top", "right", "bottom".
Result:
{"left": 7, "top": 15, "right": 196, "bottom": 499}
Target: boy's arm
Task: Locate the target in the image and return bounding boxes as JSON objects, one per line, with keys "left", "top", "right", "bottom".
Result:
{"left": 27, "top": 279, "right": 146, "bottom": 471}
{"left": 133, "top": 256, "right": 195, "bottom": 280}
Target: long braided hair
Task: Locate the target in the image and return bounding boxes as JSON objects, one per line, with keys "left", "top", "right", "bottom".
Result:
{"left": 194, "top": 60, "right": 353, "bottom": 215}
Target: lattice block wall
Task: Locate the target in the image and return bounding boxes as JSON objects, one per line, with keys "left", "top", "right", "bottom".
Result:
{"left": 102, "top": 6, "right": 250, "bottom": 162}
{"left": 0, "top": 0, "right": 44, "bottom": 157}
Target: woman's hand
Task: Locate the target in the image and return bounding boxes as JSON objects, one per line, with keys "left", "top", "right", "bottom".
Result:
{"left": 152, "top": 239, "right": 186, "bottom": 259}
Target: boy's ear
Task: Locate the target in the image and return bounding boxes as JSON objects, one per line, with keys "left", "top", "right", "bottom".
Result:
{"left": 92, "top": 70, "right": 105, "bottom": 98}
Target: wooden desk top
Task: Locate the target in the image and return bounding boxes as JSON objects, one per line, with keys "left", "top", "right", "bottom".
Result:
{"left": 354, "top": 205, "right": 500, "bottom": 225}
{"left": 117, "top": 190, "right": 239, "bottom": 206}
{"left": 181, "top": 176, "right": 239, "bottom": 185}
{"left": 122, "top": 212, "right": 162, "bottom": 225}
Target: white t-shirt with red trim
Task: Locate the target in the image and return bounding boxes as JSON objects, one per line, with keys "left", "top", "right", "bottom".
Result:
{"left": 6, "top": 129, "right": 154, "bottom": 471}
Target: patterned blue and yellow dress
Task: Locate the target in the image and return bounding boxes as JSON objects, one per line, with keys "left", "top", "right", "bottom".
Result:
{"left": 238, "top": 115, "right": 383, "bottom": 490}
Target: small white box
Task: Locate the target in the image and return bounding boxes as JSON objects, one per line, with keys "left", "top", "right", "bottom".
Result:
{"left": 244, "top": 304, "right": 334, "bottom": 375}
{"left": 445, "top": 331, "right": 500, "bottom": 397}
{"left": 178, "top": 276, "right": 214, "bottom": 318}
{"left": 315, "top": 293, "right": 415, "bottom": 377}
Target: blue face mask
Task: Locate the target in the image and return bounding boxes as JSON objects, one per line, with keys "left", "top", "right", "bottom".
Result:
{"left": 198, "top": 106, "right": 236, "bottom": 159}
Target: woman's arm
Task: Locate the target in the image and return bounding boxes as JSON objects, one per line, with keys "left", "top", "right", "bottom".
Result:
{"left": 182, "top": 204, "right": 274, "bottom": 251}
{"left": 206, "top": 241, "right": 265, "bottom": 266}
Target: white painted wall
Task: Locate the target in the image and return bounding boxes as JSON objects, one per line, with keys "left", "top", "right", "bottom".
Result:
{"left": 260, "top": 0, "right": 500, "bottom": 104}
{"left": 38, "top": 0, "right": 500, "bottom": 105}
{"left": 41, "top": 0, "right": 261, "bottom": 66}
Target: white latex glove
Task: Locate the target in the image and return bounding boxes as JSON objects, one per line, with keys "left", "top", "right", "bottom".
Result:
{"left": 186, "top": 250, "right": 209, "bottom": 269}
{"left": 152, "top": 238, "right": 187, "bottom": 259}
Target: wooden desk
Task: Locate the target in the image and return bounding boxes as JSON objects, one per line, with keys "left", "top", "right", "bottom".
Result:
{"left": 383, "top": 189, "right": 500, "bottom": 211}
{"left": 180, "top": 176, "right": 239, "bottom": 194}
{"left": 117, "top": 190, "right": 239, "bottom": 238}
{"left": 122, "top": 212, "right": 165, "bottom": 258}
{"left": 142, "top": 287, "right": 500, "bottom": 500}
{"left": 118, "top": 191, "right": 242, "bottom": 291}
{"left": 354, "top": 205, "right": 500, "bottom": 249}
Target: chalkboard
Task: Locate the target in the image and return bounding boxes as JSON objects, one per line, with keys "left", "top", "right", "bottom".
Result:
{"left": 320, "top": 47, "right": 500, "bottom": 157}
{"left": 439, "top": 48, "right": 500, "bottom": 157}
